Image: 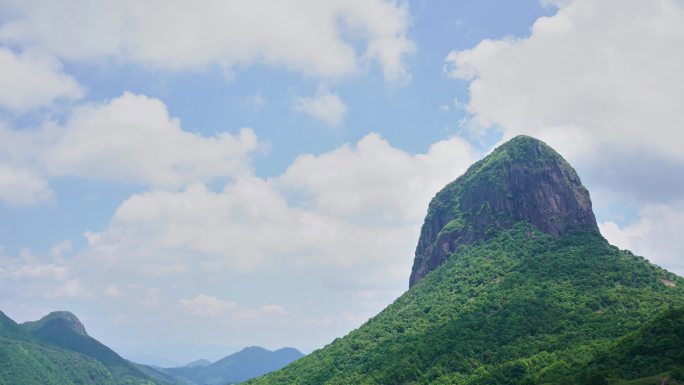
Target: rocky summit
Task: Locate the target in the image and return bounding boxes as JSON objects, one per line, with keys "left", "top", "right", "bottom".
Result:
{"left": 410, "top": 135, "right": 598, "bottom": 287}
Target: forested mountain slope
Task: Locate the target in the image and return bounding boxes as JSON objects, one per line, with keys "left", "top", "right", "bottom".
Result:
{"left": 1, "top": 310, "right": 117, "bottom": 385}
{"left": 247, "top": 136, "right": 684, "bottom": 385}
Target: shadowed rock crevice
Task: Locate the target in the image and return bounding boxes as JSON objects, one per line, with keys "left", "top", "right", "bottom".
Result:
{"left": 410, "top": 135, "right": 599, "bottom": 287}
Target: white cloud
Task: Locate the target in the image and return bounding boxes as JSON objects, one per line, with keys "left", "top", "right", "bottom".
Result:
{"left": 257, "top": 305, "right": 287, "bottom": 316}
{"left": 445, "top": 0, "right": 684, "bottom": 162}
{"left": 0, "top": 121, "right": 56, "bottom": 206}
{"left": 278, "top": 133, "right": 478, "bottom": 222}
{"left": 44, "top": 92, "right": 259, "bottom": 188}
{"left": 180, "top": 294, "right": 288, "bottom": 320}
{"left": 83, "top": 178, "right": 402, "bottom": 275}
{"left": 0, "top": 92, "right": 260, "bottom": 203}
{"left": 104, "top": 284, "right": 122, "bottom": 297}
{"left": 112, "top": 314, "right": 132, "bottom": 325}
{"left": 9, "top": 263, "right": 67, "bottom": 280}
{"left": 47, "top": 279, "right": 90, "bottom": 299}
{"left": 1, "top": 130, "right": 478, "bottom": 352}
{"left": 243, "top": 92, "right": 266, "bottom": 110}
{"left": 75, "top": 133, "right": 477, "bottom": 287}
{"left": 0, "top": 48, "right": 83, "bottom": 112}
{"left": 239, "top": 304, "right": 288, "bottom": 320}
{"left": 181, "top": 294, "right": 237, "bottom": 317}
{"left": 0, "top": 164, "right": 52, "bottom": 205}
{"left": 294, "top": 85, "right": 347, "bottom": 126}
{"left": 128, "top": 285, "right": 164, "bottom": 308}
{"left": 599, "top": 201, "right": 684, "bottom": 277}
{"left": 0, "top": 0, "right": 414, "bottom": 82}
{"left": 0, "top": 245, "right": 92, "bottom": 301}
{"left": 49, "top": 240, "right": 72, "bottom": 259}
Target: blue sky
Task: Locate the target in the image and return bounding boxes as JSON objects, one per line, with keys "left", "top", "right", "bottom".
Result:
{"left": 1, "top": 0, "right": 683, "bottom": 365}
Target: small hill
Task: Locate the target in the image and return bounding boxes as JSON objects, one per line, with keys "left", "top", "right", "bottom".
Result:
{"left": 162, "top": 346, "right": 304, "bottom": 384}
{"left": 133, "top": 362, "right": 195, "bottom": 385}
{"left": 21, "top": 311, "right": 160, "bottom": 384}
{"left": 22, "top": 310, "right": 88, "bottom": 336}
{"left": 185, "top": 359, "right": 211, "bottom": 368}
{"left": 247, "top": 135, "right": 684, "bottom": 385}
{"left": 0, "top": 310, "right": 117, "bottom": 385}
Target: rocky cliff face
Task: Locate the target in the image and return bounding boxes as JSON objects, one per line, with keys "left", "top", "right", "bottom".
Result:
{"left": 409, "top": 135, "right": 599, "bottom": 287}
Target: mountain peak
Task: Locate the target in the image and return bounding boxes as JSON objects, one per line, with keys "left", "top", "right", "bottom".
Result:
{"left": 22, "top": 310, "right": 88, "bottom": 336}
{"left": 409, "top": 135, "right": 599, "bottom": 287}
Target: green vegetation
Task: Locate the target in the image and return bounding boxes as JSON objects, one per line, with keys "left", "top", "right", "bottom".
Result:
{"left": 247, "top": 224, "right": 684, "bottom": 385}
{"left": 25, "top": 312, "right": 158, "bottom": 384}
{"left": 1, "top": 311, "right": 116, "bottom": 385}
{"left": 249, "top": 135, "right": 684, "bottom": 385}
{"left": 0, "top": 337, "right": 117, "bottom": 385}
{"left": 0, "top": 310, "right": 163, "bottom": 385}
{"left": 561, "top": 306, "right": 684, "bottom": 385}
{"left": 411, "top": 135, "right": 598, "bottom": 287}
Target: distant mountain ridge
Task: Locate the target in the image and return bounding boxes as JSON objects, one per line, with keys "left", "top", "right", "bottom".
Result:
{"left": 247, "top": 135, "right": 684, "bottom": 385}
{"left": 161, "top": 346, "right": 304, "bottom": 385}
{"left": 184, "top": 359, "right": 211, "bottom": 368}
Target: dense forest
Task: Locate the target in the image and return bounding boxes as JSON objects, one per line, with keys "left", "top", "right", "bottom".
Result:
{"left": 248, "top": 224, "right": 684, "bottom": 384}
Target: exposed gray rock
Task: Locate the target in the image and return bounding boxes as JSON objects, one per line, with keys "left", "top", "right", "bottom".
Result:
{"left": 409, "top": 135, "right": 599, "bottom": 287}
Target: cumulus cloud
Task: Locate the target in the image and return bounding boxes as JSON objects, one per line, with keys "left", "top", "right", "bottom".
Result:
{"left": 445, "top": 0, "right": 684, "bottom": 162}
{"left": 279, "top": 133, "right": 478, "bottom": 222}
{"left": 73, "top": 133, "right": 478, "bottom": 291}
{"left": 0, "top": 120, "right": 56, "bottom": 206}
{"left": 0, "top": 48, "right": 83, "bottom": 112}
{"left": 181, "top": 294, "right": 237, "bottom": 317}
{"left": 243, "top": 92, "right": 266, "bottom": 110}
{"left": 47, "top": 92, "right": 259, "bottom": 188}
{"left": 104, "top": 284, "right": 122, "bottom": 298}
{"left": 0, "top": 164, "right": 52, "bottom": 205}
{"left": 599, "top": 201, "right": 684, "bottom": 277}
{"left": 0, "top": 0, "right": 414, "bottom": 81}
{"left": 180, "top": 294, "right": 288, "bottom": 320}
{"left": 8, "top": 263, "right": 67, "bottom": 280}
{"left": 239, "top": 305, "right": 288, "bottom": 320}
{"left": 0, "top": 246, "right": 93, "bottom": 304}
{"left": 294, "top": 85, "right": 347, "bottom": 126}
{"left": 82, "top": 177, "right": 410, "bottom": 276}
{"left": 48, "top": 241, "right": 72, "bottom": 259}
{"left": 47, "top": 279, "right": 90, "bottom": 299}
{"left": 0, "top": 92, "right": 260, "bottom": 205}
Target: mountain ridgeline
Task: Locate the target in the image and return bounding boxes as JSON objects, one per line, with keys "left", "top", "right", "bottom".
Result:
{"left": 0, "top": 309, "right": 303, "bottom": 385}
{"left": 21, "top": 311, "right": 160, "bottom": 384}
{"left": 0, "top": 310, "right": 159, "bottom": 385}
{"left": 161, "top": 346, "right": 304, "bottom": 385}
{"left": 248, "top": 135, "right": 684, "bottom": 385}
